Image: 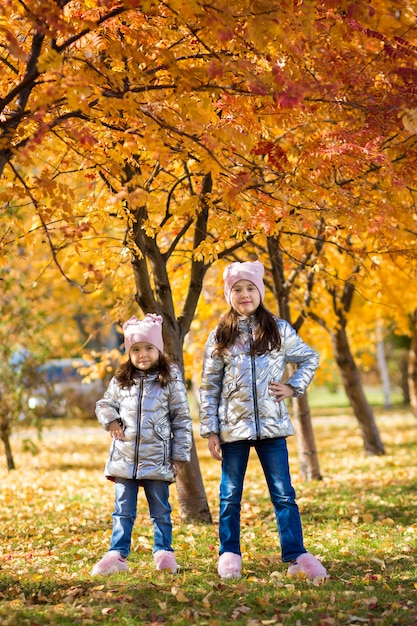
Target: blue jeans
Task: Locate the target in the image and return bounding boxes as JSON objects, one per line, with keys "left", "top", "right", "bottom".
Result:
{"left": 110, "top": 478, "right": 173, "bottom": 558}
{"left": 219, "top": 437, "right": 307, "bottom": 563}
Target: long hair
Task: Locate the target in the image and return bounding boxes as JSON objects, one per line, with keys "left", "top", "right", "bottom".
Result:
{"left": 115, "top": 352, "right": 173, "bottom": 388}
{"left": 214, "top": 303, "right": 281, "bottom": 357}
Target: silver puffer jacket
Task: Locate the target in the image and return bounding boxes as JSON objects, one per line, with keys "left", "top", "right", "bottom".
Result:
{"left": 96, "top": 364, "right": 192, "bottom": 482}
{"left": 200, "top": 315, "right": 319, "bottom": 443}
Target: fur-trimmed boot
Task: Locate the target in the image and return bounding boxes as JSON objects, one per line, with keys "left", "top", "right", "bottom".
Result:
{"left": 287, "top": 552, "right": 328, "bottom": 579}
{"left": 91, "top": 550, "right": 128, "bottom": 576}
{"left": 154, "top": 550, "right": 178, "bottom": 573}
{"left": 218, "top": 552, "right": 242, "bottom": 579}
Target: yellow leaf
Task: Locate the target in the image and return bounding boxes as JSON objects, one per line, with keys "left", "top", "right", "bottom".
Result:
{"left": 175, "top": 590, "right": 190, "bottom": 603}
{"left": 256, "top": 594, "right": 270, "bottom": 606}
{"left": 171, "top": 587, "right": 189, "bottom": 603}
{"left": 202, "top": 591, "right": 212, "bottom": 607}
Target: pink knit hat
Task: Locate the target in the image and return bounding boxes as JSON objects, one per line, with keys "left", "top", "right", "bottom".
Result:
{"left": 223, "top": 260, "right": 265, "bottom": 305}
{"left": 123, "top": 314, "right": 164, "bottom": 354}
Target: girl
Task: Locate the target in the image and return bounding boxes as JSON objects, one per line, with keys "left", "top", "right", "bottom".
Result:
{"left": 92, "top": 314, "right": 192, "bottom": 576}
{"left": 199, "top": 260, "right": 327, "bottom": 580}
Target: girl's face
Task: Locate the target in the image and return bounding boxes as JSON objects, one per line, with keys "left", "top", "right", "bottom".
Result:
{"left": 130, "top": 342, "right": 160, "bottom": 370}
{"left": 230, "top": 279, "right": 261, "bottom": 316}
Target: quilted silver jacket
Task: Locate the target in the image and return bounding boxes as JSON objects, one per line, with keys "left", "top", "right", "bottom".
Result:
{"left": 200, "top": 315, "right": 319, "bottom": 443}
{"left": 96, "top": 364, "right": 192, "bottom": 482}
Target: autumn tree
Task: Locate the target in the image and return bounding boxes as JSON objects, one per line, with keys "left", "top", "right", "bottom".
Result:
{"left": 308, "top": 258, "right": 386, "bottom": 456}
{"left": 266, "top": 225, "right": 387, "bottom": 457}
{"left": 2, "top": 1, "right": 417, "bottom": 487}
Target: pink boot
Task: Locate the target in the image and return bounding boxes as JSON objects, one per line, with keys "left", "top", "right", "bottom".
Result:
{"left": 218, "top": 552, "right": 242, "bottom": 579}
{"left": 91, "top": 550, "right": 128, "bottom": 576}
{"left": 287, "top": 552, "right": 328, "bottom": 579}
{"left": 154, "top": 550, "right": 178, "bottom": 573}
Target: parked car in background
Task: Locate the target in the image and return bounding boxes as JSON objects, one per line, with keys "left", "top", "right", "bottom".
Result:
{"left": 28, "top": 358, "right": 106, "bottom": 419}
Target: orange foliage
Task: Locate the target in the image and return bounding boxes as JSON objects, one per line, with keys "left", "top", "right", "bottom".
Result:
{"left": 1, "top": 0, "right": 417, "bottom": 372}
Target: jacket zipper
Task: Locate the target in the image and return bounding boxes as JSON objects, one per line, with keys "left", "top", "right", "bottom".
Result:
{"left": 132, "top": 375, "right": 144, "bottom": 478}
{"left": 247, "top": 318, "right": 260, "bottom": 439}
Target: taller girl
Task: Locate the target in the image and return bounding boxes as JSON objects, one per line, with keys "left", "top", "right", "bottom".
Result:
{"left": 199, "top": 260, "right": 327, "bottom": 580}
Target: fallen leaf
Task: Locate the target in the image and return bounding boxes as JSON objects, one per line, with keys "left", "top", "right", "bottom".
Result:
{"left": 231, "top": 605, "right": 251, "bottom": 619}
{"left": 171, "top": 587, "right": 189, "bottom": 603}
{"left": 102, "top": 607, "right": 116, "bottom": 615}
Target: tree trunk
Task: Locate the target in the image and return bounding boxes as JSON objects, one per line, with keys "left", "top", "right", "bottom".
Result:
{"left": 375, "top": 322, "right": 391, "bottom": 409}
{"left": 168, "top": 336, "right": 212, "bottom": 522}
{"left": 331, "top": 324, "right": 385, "bottom": 455}
{"left": 291, "top": 392, "right": 322, "bottom": 480}
{"left": 407, "top": 311, "right": 417, "bottom": 418}
{"left": 400, "top": 351, "right": 410, "bottom": 405}
{"left": 0, "top": 429, "right": 15, "bottom": 471}
{"left": 267, "top": 236, "right": 322, "bottom": 481}
{"left": 163, "top": 333, "right": 212, "bottom": 522}
{"left": 175, "top": 436, "right": 212, "bottom": 522}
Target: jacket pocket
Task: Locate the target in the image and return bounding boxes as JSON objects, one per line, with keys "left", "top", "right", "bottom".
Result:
{"left": 108, "top": 439, "right": 126, "bottom": 463}
{"left": 154, "top": 423, "right": 171, "bottom": 465}
{"left": 221, "top": 382, "right": 238, "bottom": 425}
{"left": 109, "top": 439, "right": 116, "bottom": 463}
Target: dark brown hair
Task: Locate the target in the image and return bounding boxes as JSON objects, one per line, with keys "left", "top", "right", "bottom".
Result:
{"left": 115, "top": 352, "right": 173, "bottom": 388}
{"left": 214, "top": 304, "right": 281, "bottom": 356}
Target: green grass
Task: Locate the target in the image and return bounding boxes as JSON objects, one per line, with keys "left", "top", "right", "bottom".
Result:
{"left": 308, "top": 384, "right": 405, "bottom": 410}
{"left": 0, "top": 409, "right": 416, "bottom": 625}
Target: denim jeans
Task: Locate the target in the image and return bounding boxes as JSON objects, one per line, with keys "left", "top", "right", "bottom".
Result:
{"left": 109, "top": 478, "right": 173, "bottom": 558}
{"left": 219, "top": 437, "right": 307, "bottom": 562}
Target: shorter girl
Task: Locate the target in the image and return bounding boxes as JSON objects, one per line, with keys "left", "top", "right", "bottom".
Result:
{"left": 200, "top": 260, "right": 327, "bottom": 580}
{"left": 92, "top": 314, "right": 192, "bottom": 576}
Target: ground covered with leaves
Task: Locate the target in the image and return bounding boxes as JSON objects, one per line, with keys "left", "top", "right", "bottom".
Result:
{"left": 0, "top": 410, "right": 416, "bottom": 625}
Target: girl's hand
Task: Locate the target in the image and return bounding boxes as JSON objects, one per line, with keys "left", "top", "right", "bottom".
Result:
{"left": 108, "top": 420, "right": 125, "bottom": 440}
{"left": 269, "top": 382, "right": 295, "bottom": 402}
{"left": 208, "top": 434, "right": 222, "bottom": 461}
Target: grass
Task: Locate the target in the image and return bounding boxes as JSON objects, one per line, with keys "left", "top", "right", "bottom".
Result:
{"left": 0, "top": 407, "right": 416, "bottom": 625}
{"left": 308, "top": 384, "right": 406, "bottom": 410}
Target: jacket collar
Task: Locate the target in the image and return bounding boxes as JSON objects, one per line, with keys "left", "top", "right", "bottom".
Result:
{"left": 133, "top": 369, "right": 159, "bottom": 383}
{"left": 237, "top": 314, "right": 256, "bottom": 333}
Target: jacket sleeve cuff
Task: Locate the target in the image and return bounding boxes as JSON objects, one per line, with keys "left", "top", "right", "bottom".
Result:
{"left": 201, "top": 431, "right": 219, "bottom": 438}
{"left": 286, "top": 383, "right": 303, "bottom": 398}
